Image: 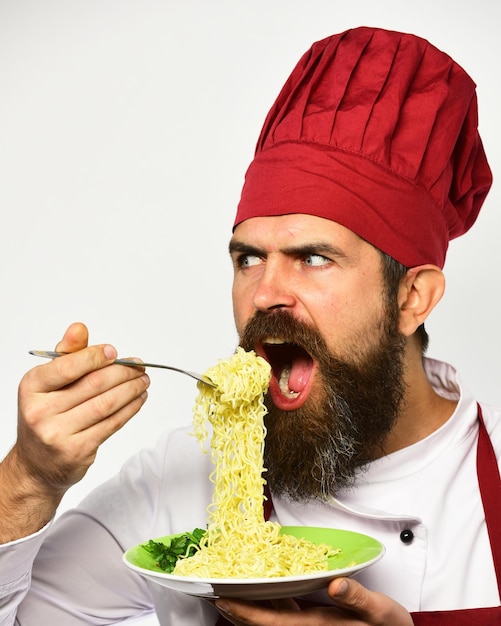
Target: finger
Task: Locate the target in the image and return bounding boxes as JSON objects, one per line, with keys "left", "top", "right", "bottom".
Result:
{"left": 46, "top": 358, "right": 149, "bottom": 414}
{"left": 27, "top": 345, "right": 119, "bottom": 394}
{"left": 56, "top": 387, "right": 149, "bottom": 467}
{"left": 60, "top": 370, "right": 150, "bottom": 433}
{"left": 89, "top": 389, "right": 148, "bottom": 444}
{"left": 55, "top": 322, "right": 89, "bottom": 353}
{"left": 215, "top": 598, "right": 305, "bottom": 626}
{"left": 328, "top": 578, "right": 373, "bottom": 618}
{"left": 271, "top": 597, "right": 301, "bottom": 612}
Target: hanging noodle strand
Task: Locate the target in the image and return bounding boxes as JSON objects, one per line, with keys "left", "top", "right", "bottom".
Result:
{"left": 173, "top": 347, "right": 338, "bottom": 578}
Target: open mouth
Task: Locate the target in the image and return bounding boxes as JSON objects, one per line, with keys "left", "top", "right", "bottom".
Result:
{"left": 260, "top": 338, "right": 315, "bottom": 403}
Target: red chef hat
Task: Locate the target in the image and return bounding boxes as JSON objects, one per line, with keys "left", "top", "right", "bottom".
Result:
{"left": 234, "top": 27, "right": 492, "bottom": 268}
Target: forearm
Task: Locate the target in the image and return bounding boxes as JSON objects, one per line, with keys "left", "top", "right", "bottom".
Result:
{"left": 0, "top": 448, "right": 62, "bottom": 544}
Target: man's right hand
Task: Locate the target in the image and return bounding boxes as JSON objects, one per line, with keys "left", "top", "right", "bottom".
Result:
{"left": 0, "top": 322, "right": 150, "bottom": 543}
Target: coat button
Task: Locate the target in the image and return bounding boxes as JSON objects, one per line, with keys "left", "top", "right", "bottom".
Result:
{"left": 400, "top": 529, "right": 414, "bottom": 544}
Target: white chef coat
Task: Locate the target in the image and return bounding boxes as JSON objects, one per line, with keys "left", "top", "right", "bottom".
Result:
{"left": 1, "top": 358, "right": 500, "bottom": 625}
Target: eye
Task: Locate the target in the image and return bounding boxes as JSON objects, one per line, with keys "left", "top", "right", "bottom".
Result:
{"left": 238, "top": 254, "right": 262, "bottom": 268}
{"left": 303, "top": 254, "right": 331, "bottom": 267}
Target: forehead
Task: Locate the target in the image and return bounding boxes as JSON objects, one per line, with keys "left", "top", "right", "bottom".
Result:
{"left": 231, "top": 214, "right": 371, "bottom": 253}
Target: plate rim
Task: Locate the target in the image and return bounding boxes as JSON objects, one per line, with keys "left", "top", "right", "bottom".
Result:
{"left": 123, "top": 526, "right": 385, "bottom": 586}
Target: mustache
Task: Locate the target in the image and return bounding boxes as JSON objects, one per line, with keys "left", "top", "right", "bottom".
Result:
{"left": 239, "top": 310, "right": 328, "bottom": 358}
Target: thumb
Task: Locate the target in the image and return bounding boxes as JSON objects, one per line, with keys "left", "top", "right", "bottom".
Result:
{"left": 55, "top": 322, "right": 89, "bottom": 354}
{"left": 328, "top": 577, "right": 413, "bottom": 625}
{"left": 328, "top": 577, "right": 366, "bottom": 611}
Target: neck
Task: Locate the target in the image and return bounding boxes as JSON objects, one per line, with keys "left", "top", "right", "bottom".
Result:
{"left": 383, "top": 351, "right": 457, "bottom": 455}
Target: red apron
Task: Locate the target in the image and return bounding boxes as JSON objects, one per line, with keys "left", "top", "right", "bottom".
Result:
{"left": 216, "top": 405, "right": 501, "bottom": 624}
{"left": 410, "top": 405, "right": 501, "bottom": 624}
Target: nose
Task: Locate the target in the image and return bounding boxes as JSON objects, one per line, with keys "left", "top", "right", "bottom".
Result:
{"left": 252, "top": 260, "right": 297, "bottom": 312}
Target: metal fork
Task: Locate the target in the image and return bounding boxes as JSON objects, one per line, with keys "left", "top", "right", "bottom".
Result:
{"left": 29, "top": 350, "right": 216, "bottom": 387}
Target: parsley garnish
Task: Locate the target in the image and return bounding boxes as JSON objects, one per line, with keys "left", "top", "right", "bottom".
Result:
{"left": 141, "top": 528, "right": 206, "bottom": 573}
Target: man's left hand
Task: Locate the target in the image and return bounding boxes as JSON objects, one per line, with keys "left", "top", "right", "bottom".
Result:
{"left": 214, "top": 577, "right": 414, "bottom": 625}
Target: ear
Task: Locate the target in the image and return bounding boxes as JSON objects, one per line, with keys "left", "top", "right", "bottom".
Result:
{"left": 397, "top": 265, "right": 445, "bottom": 337}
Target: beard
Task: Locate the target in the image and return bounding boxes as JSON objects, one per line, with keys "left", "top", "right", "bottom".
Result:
{"left": 239, "top": 306, "right": 406, "bottom": 502}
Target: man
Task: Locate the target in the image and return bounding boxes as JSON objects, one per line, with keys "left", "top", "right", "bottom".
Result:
{"left": 0, "top": 26, "right": 496, "bottom": 625}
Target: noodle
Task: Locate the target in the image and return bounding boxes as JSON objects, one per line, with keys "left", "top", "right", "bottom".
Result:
{"left": 173, "top": 347, "right": 337, "bottom": 578}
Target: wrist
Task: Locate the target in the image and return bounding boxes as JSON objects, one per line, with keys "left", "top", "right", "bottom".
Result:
{"left": 0, "top": 447, "right": 63, "bottom": 543}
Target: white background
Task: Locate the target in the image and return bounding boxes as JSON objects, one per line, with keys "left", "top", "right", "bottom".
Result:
{"left": 0, "top": 0, "right": 499, "bottom": 521}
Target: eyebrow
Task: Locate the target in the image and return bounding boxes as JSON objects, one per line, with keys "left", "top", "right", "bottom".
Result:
{"left": 228, "top": 240, "right": 263, "bottom": 257}
{"left": 228, "top": 239, "right": 349, "bottom": 259}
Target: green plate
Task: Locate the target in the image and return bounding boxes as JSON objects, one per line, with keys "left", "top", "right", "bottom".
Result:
{"left": 123, "top": 526, "right": 384, "bottom": 600}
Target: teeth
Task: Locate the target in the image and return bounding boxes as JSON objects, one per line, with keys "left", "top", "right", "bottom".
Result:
{"left": 263, "top": 337, "right": 285, "bottom": 345}
{"left": 278, "top": 366, "right": 299, "bottom": 398}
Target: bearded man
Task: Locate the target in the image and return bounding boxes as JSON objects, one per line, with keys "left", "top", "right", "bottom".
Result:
{"left": 0, "top": 26, "right": 498, "bottom": 626}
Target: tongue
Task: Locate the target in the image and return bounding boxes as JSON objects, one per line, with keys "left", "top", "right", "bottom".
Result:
{"left": 287, "top": 355, "right": 312, "bottom": 393}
